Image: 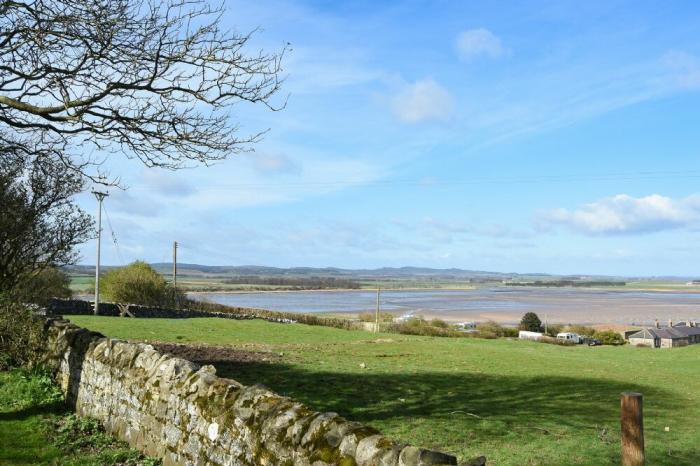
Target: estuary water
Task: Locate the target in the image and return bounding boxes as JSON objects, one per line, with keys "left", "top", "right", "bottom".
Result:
{"left": 189, "top": 287, "right": 700, "bottom": 326}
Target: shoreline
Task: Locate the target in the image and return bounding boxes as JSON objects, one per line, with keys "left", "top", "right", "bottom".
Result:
{"left": 185, "top": 285, "right": 700, "bottom": 295}
{"left": 185, "top": 286, "right": 477, "bottom": 295}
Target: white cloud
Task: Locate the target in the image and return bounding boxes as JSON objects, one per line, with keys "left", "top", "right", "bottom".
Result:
{"left": 391, "top": 78, "right": 454, "bottom": 124}
{"left": 662, "top": 50, "right": 700, "bottom": 89}
{"left": 537, "top": 194, "right": 700, "bottom": 235}
{"left": 455, "top": 28, "right": 506, "bottom": 62}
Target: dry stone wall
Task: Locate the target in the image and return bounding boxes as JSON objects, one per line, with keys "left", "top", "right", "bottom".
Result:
{"left": 47, "top": 299, "right": 293, "bottom": 323}
{"left": 38, "top": 316, "right": 459, "bottom": 466}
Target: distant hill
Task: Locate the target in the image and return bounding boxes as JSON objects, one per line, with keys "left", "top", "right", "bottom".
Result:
{"left": 65, "top": 263, "right": 647, "bottom": 282}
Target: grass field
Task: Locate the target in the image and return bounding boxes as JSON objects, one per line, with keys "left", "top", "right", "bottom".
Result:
{"left": 0, "top": 369, "right": 157, "bottom": 465}
{"left": 69, "top": 276, "right": 94, "bottom": 294}
{"left": 67, "top": 316, "right": 700, "bottom": 465}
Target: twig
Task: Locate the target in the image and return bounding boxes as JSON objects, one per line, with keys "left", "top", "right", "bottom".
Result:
{"left": 449, "top": 410, "right": 483, "bottom": 419}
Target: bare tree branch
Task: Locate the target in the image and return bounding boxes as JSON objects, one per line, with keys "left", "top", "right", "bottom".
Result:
{"left": 0, "top": 0, "right": 287, "bottom": 181}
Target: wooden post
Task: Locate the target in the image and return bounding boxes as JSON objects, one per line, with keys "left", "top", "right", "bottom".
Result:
{"left": 375, "top": 287, "right": 380, "bottom": 333}
{"left": 621, "top": 392, "right": 644, "bottom": 466}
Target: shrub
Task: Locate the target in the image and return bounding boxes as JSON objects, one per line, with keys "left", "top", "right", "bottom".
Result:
{"left": 544, "top": 324, "right": 564, "bottom": 337}
{"left": 430, "top": 318, "right": 449, "bottom": 328}
{"left": 389, "top": 318, "right": 463, "bottom": 337}
{"left": 358, "top": 311, "right": 395, "bottom": 322}
{"left": 13, "top": 267, "right": 72, "bottom": 306}
{"left": 0, "top": 298, "right": 46, "bottom": 369}
{"left": 101, "top": 261, "right": 183, "bottom": 307}
{"left": 566, "top": 325, "right": 597, "bottom": 337}
{"left": 476, "top": 321, "right": 517, "bottom": 338}
{"left": 519, "top": 312, "right": 543, "bottom": 332}
{"left": 594, "top": 330, "right": 626, "bottom": 346}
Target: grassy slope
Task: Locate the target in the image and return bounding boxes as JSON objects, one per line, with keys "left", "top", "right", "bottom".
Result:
{"left": 68, "top": 316, "right": 700, "bottom": 465}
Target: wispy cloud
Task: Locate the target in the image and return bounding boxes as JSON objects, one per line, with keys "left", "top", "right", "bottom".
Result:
{"left": 455, "top": 28, "right": 506, "bottom": 62}
{"left": 141, "top": 171, "right": 195, "bottom": 197}
{"left": 662, "top": 50, "right": 700, "bottom": 89}
{"left": 391, "top": 78, "right": 454, "bottom": 124}
{"left": 537, "top": 194, "right": 700, "bottom": 235}
{"left": 249, "top": 152, "right": 301, "bottom": 175}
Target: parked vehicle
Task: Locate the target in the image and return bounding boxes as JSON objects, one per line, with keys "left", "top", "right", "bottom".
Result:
{"left": 587, "top": 338, "right": 602, "bottom": 346}
{"left": 556, "top": 332, "right": 583, "bottom": 344}
{"left": 518, "top": 330, "right": 544, "bottom": 341}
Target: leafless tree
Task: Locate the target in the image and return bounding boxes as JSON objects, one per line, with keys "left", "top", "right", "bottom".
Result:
{"left": 0, "top": 0, "right": 286, "bottom": 182}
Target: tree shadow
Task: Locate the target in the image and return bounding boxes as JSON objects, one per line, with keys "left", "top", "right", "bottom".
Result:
{"left": 0, "top": 400, "right": 66, "bottom": 422}
{"left": 192, "top": 357, "right": 693, "bottom": 465}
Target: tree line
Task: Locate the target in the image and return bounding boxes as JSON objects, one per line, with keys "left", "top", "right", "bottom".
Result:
{"left": 506, "top": 280, "right": 626, "bottom": 287}
{"left": 221, "top": 276, "right": 361, "bottom": 289}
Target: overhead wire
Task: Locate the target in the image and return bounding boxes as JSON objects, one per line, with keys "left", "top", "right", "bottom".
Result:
{"left": 102, "top": 202, "right": 125, "bottom": 265}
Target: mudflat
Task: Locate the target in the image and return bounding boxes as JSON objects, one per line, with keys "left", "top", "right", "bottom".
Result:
{"left": 192, "top": 287, "right": 700, "bottom": 326}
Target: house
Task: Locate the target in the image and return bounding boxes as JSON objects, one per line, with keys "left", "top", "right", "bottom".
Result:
{"left": 628, "top": 321, "right": 700, "bottom": 348}
{"left": 519, "top": 330, "right": 543, "bottom": 341}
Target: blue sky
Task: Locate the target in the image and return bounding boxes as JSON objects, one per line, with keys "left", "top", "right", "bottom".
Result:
{"left": 75, "top": 0, "right": 700, "bottom": 276}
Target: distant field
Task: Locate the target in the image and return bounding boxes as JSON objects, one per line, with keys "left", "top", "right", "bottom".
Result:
{"left": 624, "top": 281, "right": 699, "bottom": 291}
{"left": 69, "top": 275, "right": 94, "bottom": 293}
{"left": 69, "top": 316, "right": 700, "bottom": 465}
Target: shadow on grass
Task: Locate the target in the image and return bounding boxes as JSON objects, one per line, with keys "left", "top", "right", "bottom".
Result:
{"left": 0, "top": 400, "right": 66, "bottom": 422}
{"left": 207, "top": 360, "right": 674, "bottom": 432}
{"left": 185, "top": 357, "right": 695, "bottom": 465}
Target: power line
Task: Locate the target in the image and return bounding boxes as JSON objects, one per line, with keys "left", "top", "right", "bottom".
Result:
{"left": 102, "top": 202, "right": 124, "bottom": 265}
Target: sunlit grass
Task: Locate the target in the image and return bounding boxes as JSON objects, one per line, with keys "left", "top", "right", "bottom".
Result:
{"left": 69, "top": 316, "right": 700, "bottom": 465}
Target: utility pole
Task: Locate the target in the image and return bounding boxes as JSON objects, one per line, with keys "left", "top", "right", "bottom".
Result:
{"left": 92, "top": 190, "right": 109, "bottom": 315}
{"left": 172, "top": 241, "right": 178, "bottom": 308}
{"left": 375, "top": 287, "right": 380, "bottom": 333}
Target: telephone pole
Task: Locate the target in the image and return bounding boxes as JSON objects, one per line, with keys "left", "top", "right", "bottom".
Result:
{"left": 92, "top": 190, "right": 109, "bottom": 315}
{"left": 375, "top": 287, "right": 380, "bottom": 333}
{"left": 172, "top": 241, "right": 178, "bottom": 308}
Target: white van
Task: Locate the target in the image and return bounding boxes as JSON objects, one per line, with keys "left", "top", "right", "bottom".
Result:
{"left": 556, "top": 332, "right": 582, "bottom": 344}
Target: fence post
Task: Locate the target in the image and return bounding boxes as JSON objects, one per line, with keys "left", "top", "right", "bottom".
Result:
{"left": 621, "top": 392, "right": 644, "bottom": 466}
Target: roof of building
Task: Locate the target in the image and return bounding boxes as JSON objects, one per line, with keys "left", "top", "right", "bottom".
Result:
{"left": 629, "top": 325, "right": 700, "bottom": 340}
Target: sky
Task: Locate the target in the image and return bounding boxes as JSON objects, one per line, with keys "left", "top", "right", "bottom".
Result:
{"left": 75, "top": 0, "right": 700, "bottom": 276}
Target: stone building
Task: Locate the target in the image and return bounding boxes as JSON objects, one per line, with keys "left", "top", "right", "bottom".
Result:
{"left": 628, "top": 321, "right": 700, "bottom": 348}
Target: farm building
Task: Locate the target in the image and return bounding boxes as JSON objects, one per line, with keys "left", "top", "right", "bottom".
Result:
{"left": 628, "top": 322, "right": 700, "bottom": 348}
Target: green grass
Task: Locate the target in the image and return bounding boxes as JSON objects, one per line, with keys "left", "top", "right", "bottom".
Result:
{"left": 0, "top": 369, "right": 159, "bottom": 465}
{"left": 69, "top": 276, "right": 94, "bottom": 293}
{"left": 68, "top": 316, "right": 700, "bottom": 465}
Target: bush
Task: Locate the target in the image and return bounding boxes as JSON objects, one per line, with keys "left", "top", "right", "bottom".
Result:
{"left": 566, "top": 325, "right": 597, "bottom": 337}
{"left": 358, "top": 311, "right": 395, "bottom": 323}
{"left": 430, "top": 318, "right": 449, "bottom": 328}
{"left": 389, "top": 318, "right": 463, "bottom": 337}
{"left": 544, "top": 324, "right": 564, "bottom": 337}
{"left": 13, "top": 267, "right": 72, "bottom": 306}
{"left": 101, "top": 261, "right": 183, "bottom": 307}
{"left": 0, "top": 298, "right": 46, "bottom": 369}
{"left": 476, "top": 321, "right": 517, "bottom": 338}
{"left": 594, "top": 330, "right": 626, "bottom": 346}
{"left": 519, "top": 312, "right": 543, "bottom": 332}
